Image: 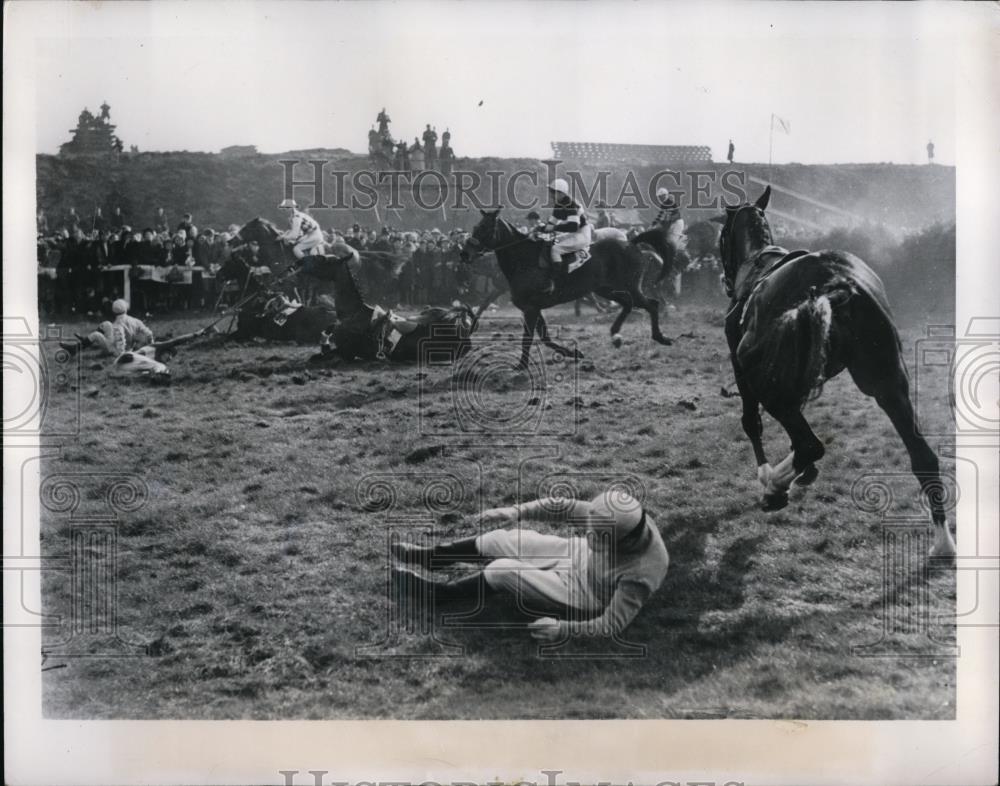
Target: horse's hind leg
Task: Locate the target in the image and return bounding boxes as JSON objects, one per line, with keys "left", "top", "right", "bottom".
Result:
{"left": 851, "top": 362, "right": 956, "bottom": 558}
{"left": 760, "top": 407, "right": 826, "bottom": 511}
{"left": 604, "top": 291, "right": 633, "bottom": 348}
{"left": 535, "top": 314, "right": 583, "bottom": 360}
{"left": 634, "top": 290, "right": 672, "bottom": 346}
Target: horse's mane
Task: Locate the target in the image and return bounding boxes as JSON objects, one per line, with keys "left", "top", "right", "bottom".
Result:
{"left": 251, "top": 216, "right": 282, "bottom": 235}
{"left": 745, "top": 207, "right": 774, "bottom": 247}
{"left": 496, "top": 217, "right": 529, "bottom": 241}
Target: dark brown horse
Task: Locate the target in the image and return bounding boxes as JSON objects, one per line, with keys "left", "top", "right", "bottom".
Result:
{"left": 304, "top": 253, "right": 480, "bottom": 363}
{"left": 715, "top": 186, "right": 955, "bottom": 558}
{"left": 460, "top": 209, "right": 671, "bottom": 368}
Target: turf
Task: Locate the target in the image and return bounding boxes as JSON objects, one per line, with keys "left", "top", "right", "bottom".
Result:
{"left": 39, "top": 302, "right": 957, "bottom": 719}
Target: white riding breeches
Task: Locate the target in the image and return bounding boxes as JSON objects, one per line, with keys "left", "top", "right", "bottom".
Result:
{"left": 551, "top": 225, "right": 592, "bottom": 263}
{"left": 476, "top": 528, "right": 600, "bottom": 613}
{"left": 293, "top": 228, "right": 325, "bottom": 259}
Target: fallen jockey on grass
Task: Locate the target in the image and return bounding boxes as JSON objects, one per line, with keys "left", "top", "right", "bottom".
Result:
{"left": 59, "top": 298, "right": 212, "bottom": 380}
{"left": 392, "top": 488, "right": 669, "bottom": 643}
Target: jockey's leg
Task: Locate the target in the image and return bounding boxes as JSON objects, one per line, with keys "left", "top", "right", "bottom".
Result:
{"left": 88, "top": 322, "right": 116, "bottom": 356}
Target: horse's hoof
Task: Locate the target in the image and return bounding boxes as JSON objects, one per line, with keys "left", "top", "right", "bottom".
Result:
{"left": 655, "top": 336, "right": 673, "bottom": 346}
{"left": 794, "top": 463, "right": 820, "bottom": 486}
{"left": 611, "top": 334, "right": 623, "bottom": 348}
{"left": 760, "top": 491, "right": 789, "bottom": 512}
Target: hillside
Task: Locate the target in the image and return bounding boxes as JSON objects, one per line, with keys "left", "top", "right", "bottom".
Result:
{"left": 37, "top": 152, "right": 954, "bottom": 235}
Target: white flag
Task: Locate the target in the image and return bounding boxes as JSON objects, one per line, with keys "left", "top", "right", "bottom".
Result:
{"left": 772, "top": 114, "right": 791, "bottom": 135}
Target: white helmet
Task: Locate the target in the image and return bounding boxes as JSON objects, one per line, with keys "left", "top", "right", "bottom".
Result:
{"left": 548, "top": 178, "right": 571, "bottom": 196}
{"left": 656, "top": 187, "right": 670, "bottom": 200}
{"left": 278, "top": 198, "right": 298, "bottom": 209}
{"left": 111, "top": 298, "right": 129, "bottom": 315}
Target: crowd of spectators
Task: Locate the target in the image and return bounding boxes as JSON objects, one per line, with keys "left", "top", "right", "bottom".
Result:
{"left": 36, "top": 205, "right": 725, "bottom": 317}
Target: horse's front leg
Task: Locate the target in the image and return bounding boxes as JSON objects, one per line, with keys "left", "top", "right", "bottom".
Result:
{"left": 731, "top": 363, "right": 770, "bottom": 487}
{"left": 762, "top": 408, "right": 826, "bottom": 511}
{"left": 517, "top": 308, "right": 539, "bottom": 370}
{"left": 536, "top": 313, "right": 583, "bottom": 361}
{"left": 606, "top": 290, "right": 633, "bottom": 348}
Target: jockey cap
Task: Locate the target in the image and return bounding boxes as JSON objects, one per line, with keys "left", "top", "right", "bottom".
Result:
{"left": 589, "top": 489, "right": 645, "bottom": 540}
{"left": 656, "top": 188, "right": 677, "bottom": 207}
{"left": 111, "top": 298, "right": 129, "bottom": 315}
{"left": 278, "top": 198, "right": 298, "bottom": 209}
{"left": 548, "top": 178, "right": 571, "bottom": 196}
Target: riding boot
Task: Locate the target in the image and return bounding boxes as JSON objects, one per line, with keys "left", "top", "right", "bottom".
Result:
{"left": 552, "top": 258, "right": 569, "bottom": 292}
{"left": 391, "top": 535, "right": 481, "bottom": 568}
{"left": 392, "top": 566, "right": 494, "bottom": 602}
{"left": 59, "top": 333, "right": 92, "bottom": 355}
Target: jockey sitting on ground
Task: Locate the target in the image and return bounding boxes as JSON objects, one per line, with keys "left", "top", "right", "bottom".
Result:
{"left": 392, "top": 488, "right": 669, "bottom": 643}
{"left": 62, "top": 298, "right": 153, "bottom": 357}
{"left": 536, "top": 177, "right": 592, "bottom": 291}
{"left": 60, "top": 298, "right": 210, "bottom": 362}
{"left": 277, "top": 198, "right": 325, "bottom": 259}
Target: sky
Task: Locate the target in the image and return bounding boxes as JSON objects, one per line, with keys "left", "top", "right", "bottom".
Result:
{"left": 21, "top": 1, "right": 975, "bottom": 164}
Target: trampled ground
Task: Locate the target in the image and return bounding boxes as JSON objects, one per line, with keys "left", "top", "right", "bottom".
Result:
{"left": 39, "top": 302, "right": 957, "bottom": 719}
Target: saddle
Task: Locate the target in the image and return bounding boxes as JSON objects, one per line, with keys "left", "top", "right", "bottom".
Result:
{"left": 369, "top": 304, "right": 474, "bottom": 359}
{"left": 536, "top": 237, "right": 591, "bottom": 274}
{"left": 262, "top": 294, "right": 302, "bottom": 326}
{"left": 738, "top": 247, "right": 812, "bottom": 328}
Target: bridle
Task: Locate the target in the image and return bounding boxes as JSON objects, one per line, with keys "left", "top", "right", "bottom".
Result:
{"left": 719, "top": 204, "right": 767, "bottom": 300}
{"left": 463, "top": 215, "right": 534, "bottom": 261}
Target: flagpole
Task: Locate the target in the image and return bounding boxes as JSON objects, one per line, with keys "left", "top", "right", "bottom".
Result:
{"left": 769, "top": 113, "right": 774, "bottom": 167}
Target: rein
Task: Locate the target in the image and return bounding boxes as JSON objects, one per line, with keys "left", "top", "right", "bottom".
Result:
{"left": 465, "top": 219, "right": 537, "bottom": 261}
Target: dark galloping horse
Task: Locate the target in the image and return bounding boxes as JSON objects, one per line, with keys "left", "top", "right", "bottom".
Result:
{"left": 716, "top": 186, "right": 955, "bottom": 558}
{"left": 460, "top": 209, "right": 671, "bottom": 368}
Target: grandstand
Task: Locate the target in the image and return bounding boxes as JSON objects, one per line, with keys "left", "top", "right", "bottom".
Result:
{"left": 551, "top": 141, "right": 713, "bottom": 165}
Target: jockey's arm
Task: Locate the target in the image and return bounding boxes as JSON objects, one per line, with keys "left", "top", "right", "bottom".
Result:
{"left": 515, "top": 496, "right": 593, "bottom": 524}
{"left": 555, "top": 579, "right": 653, "bottom": 639}
{"left": 281, "top": 214, "right": 303, "bottom": 242}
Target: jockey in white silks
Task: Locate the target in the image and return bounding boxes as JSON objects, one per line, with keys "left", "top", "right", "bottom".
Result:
{"left": 540, "top": 178, "right": 592, "bottom": 265}
{"left": 60, "top": 298, "right": 209, "bottom": 381}
{"left": 277, "top": 198, "right": 325, "bottom": 259}
{"left": 59, "top": 299, "right": 171, "bottom": 380}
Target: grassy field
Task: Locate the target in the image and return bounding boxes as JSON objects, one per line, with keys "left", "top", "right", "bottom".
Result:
{"left": 39, "top": 301, "right": 957, "bottom": 719}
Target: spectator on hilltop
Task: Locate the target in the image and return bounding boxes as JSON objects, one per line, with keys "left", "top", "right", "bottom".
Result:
{"left": 64, "top": 207, "right": 81, "bottom": 234}
{"left": 177, "top": 213, "right": 197, "bottom": 240}
{"left": 926, "top": 140, "right": 935, "bottom": 164}
{"left": 111, "top": 206, "right": 126, "bottom": 230}
{"left": 422, "top": 124, "right": 438, "bottom": 169}
{"left": 410, "top": 138, "right": 425, "bottom": 172}
{"left": 92, "top": 207, "right": 108, "bottom": 233}
{"left": 727, "top": 139, "right": 735, "bottom": 164}
{"left": 155, "top": 207, "right": 169, "bottom": 234}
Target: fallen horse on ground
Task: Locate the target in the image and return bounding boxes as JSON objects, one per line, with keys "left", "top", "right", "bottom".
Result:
{"left": 300, "top": 254, "right": 483, "bottom": 363}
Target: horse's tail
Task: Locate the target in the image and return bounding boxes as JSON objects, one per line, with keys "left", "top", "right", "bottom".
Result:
{"left": 756, "top": 287, "right": 833, "bottom": 407}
